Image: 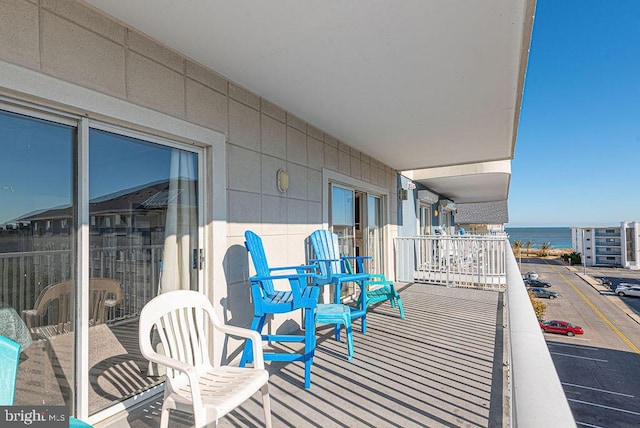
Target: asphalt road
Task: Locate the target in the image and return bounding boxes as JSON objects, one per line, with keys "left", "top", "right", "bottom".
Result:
{"left": 520, "top": 257, "right": 640, "bottom": 428}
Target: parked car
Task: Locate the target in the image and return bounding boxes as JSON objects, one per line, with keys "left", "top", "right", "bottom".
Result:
{"left": 525, "top": 278, "right": 552, "bottom": 288}
{"left": 615, "top": 284, "right": 640, "bottom": 297}
{"left": 523, "top": 271, "right": 539, "bottom": 280}
{"left": 539, "top": 320, "right": 584, "bottom": 336}
{"left": 529, "top": 287, "right": 558, "bottom": 299}
{"left": 598, "top": 277, "right": 613, "bottom": 288}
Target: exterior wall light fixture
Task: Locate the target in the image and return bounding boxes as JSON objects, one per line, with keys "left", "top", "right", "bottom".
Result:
{"left": 277, "top": 169, "right": 289, "bottom": 192}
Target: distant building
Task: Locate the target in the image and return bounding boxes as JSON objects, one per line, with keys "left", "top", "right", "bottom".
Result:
{"left": 454, "top": 201, "right": 509, "bottom": 235}
{"left": 571, "top": 222, "right": 640, "bottom": 270}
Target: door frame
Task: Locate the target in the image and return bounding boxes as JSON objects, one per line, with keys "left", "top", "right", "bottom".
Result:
{"left": 0, "top": 59, "right": 227, "bottom": 423}
{"left": 322, "top": 168, "right": 391, "bottom": 277}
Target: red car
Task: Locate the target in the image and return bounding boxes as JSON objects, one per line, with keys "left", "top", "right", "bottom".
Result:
{"left": 539, "top": 320, "right": 584, "bottom": 336}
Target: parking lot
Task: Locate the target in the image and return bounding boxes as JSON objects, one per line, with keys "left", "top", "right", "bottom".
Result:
{"left": 584, "top": 266, "right": 640, "bottom": 317}
{"left": 521, "top": 258, "right": 640, "bottom": 427}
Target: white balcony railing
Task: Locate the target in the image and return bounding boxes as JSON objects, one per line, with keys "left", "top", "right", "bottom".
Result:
{"left": 394, "top": 234, "right": 575, "bottom": 426}
{"left": 395, "top": 235, "right": 507, "bottom": 290}
{"left": 504, "top": 247, "right": 575, "bottom": 427}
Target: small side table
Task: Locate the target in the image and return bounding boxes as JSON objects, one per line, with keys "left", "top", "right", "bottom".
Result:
{"left": 316, "top": 304, "right": 353, "bottom": 360}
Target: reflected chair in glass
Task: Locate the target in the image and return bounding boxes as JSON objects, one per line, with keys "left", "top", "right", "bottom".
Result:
{"left": 21, "top": 278, "right": 122, "bottom": 340}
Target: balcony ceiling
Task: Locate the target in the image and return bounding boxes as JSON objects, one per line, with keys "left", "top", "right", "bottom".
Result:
{"left": 84, "top": 0, "right": 535, "bottom": 201}
{"left": 408, "top": 160, "right": 511, "bottom": 204}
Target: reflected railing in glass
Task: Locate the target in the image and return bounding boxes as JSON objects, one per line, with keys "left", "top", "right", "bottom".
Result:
{"left": 0, "top": 245, "right": 163, "bottom": 328}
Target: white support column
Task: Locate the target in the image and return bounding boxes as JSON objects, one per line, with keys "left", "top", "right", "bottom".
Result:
{"left": 75, "top": 117, "right": 90, "bottom": 420}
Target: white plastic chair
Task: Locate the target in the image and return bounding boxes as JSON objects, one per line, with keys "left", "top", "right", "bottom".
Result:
{"left": 139, "top": 290, "right": 271, "bottom": 428}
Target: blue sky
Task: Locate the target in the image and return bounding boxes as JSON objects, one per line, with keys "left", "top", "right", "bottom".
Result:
{"left": 508, "top": 0, "right": 640, "bottom": 227}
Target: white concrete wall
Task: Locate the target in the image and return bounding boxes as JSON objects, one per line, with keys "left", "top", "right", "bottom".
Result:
{"left": 0, "top": 0, "right": 401, "bottom": 332}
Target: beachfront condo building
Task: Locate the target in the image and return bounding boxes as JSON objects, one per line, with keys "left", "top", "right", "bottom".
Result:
{"left": 572, "top": 222, "right": 640, "bottom": 269}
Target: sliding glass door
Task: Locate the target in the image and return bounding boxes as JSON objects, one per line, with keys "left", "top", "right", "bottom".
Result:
{"left": 330, "top": 185, "right": 355, "bottom": 257}
{"left": 367, "top": 195, "right": 383, "bottom": 274}
{"left": 330, "top": 184, "right": 385, "bottom": 275}
{"left": 0, "top": 108, "right": 76, "bottom": 408}
{"left": 87, "top": 127, "right": 201, "bottom": 413}
{"left": 0, "top": 105, "right": 204, "bottom": 416}
{"left": 419, "top": 204, "right": 432, "bottom": 235}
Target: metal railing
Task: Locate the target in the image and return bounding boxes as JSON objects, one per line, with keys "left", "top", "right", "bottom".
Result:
{"left": 594, "top": 230, "right": 620, "bottom": 237}
{"left": 0, "top": 245, "right": 163, "bottom": 322}
{"left": 595, "top": 240, "right": 621, "bottom": 247}
{"left": 395, "top": 235, "right": 508, "bottom": 290}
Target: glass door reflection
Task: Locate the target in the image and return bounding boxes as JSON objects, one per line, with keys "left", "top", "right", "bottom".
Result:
{"left": 87, "top": 128, "right": 200, "bottom": 413}
{"left": 0, "top": 109, "right": 76, "bottom": 408}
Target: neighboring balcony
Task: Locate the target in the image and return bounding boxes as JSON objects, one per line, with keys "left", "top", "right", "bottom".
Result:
{"left": 395, "top": 235, "right": 508, "bottom": 290}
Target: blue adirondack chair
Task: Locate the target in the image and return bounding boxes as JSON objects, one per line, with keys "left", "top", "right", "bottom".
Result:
{"left": 240, "top": 230, "right": 320, "bottom": 388}
{"left": 309, "top": 230, "right": 370, "bottom": 338}
{"left": 344, "top": 257, "right": 405, "bottom": 319}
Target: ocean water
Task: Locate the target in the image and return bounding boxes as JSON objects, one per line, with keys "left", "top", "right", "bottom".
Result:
{"left": 505, "top": 227, "right": 572, "bottom": 249}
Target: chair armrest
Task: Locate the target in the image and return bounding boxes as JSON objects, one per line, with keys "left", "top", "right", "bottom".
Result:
{"left": 216, "top": 324, "right": 265, "bottom": 369}
{"left": 251, "top": 272, "right": 315, "bottom": 304}
{"left": 367, "top": 274, "right": 390, "bottom": 282}
{"left": 21, "top": 309, "right": 38, "bottom": 329}
{"left": 145, "top": 352, "right": 194, "bottom": 375}
{"left": 147, "top": 352, "right": 203, "bottom": 408}
{"left": 268, "top": 264, "right": 316, "bottom": 273}
{"left": 309, "top": 259, "right": 338, "bottom": 285}
{"left": 342, "top": 256, "right": 371, "bottom": 273}
{"left": 251, "top": 273, "right": 315, "bottom": 281}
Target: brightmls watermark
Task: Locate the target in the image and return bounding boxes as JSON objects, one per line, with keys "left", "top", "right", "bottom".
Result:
{"left": 0, "top": 407, "right": 68, "bottom": 427}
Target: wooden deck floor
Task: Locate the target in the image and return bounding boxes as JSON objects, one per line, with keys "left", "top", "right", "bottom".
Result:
{"left": 15, "top": 318, "right": 157, "bottom": 413}
{"left": 98, "top": 283, "right": 505, "bottom": 428}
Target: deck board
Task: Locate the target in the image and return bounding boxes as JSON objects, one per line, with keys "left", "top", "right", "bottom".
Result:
{"left": 98, "top": 283, "right": 505, "bottom": 428}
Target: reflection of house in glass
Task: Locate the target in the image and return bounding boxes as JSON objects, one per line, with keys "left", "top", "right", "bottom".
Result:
{"left": 19, "top": 179, "right": 188, "bottom": 248}
{"left": 0, "top": 179, "right": 195, "bottom": 320}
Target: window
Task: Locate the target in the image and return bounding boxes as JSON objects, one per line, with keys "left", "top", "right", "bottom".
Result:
{"left": 419, "top": 204, "right": 432, "bottom": 235}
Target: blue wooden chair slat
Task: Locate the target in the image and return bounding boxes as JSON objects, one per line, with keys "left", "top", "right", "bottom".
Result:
{"left": 309, "top": 230, "right": 369, "bottom": 339}
{"left": 240, "top": 231, "right": 320, "bottom": 388}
